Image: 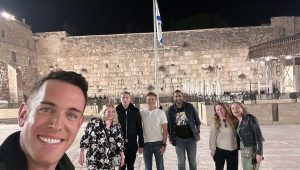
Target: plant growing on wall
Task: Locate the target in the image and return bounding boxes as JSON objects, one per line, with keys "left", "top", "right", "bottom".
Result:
{"left": 147, "top": 85, "right": 155, "bottom": 91}
{"left": 238, "top": 73, "right": 246, "bottom": 79}
{"left": 182, "top": 41, "right": 189, "bottom": 47}
{"left": 158, "top": 66, "right": 166, "bottom": 72}
{"left": 202, "top": 65, "right": 215, "bottom": 72}
{"left": 81, "top": 68, "right": 88, "bottom": 73}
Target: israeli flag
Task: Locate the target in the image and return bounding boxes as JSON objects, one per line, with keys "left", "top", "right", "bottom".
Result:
{"left": 155, "top": 0, "right": 163, "bottom": 45}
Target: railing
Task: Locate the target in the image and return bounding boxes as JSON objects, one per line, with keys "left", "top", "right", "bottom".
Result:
{"left": 248, "top": 34, "right": 300, "bottom": 59}
{"left": 86, "top": 92, "right": 299, "bottom": 107}
{"left": 2, "top": 92, "right": 299, "bottom": 109}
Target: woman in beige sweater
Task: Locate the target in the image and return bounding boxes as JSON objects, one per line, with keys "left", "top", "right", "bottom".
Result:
{"left": 209, "top": 102, "right": 238, "bottom": 170}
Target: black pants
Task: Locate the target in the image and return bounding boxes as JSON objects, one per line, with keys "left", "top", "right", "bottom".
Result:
{"left": 213, "top": 147, "right": 238, "bottom": 170}
{"left": 120, "top": 143, "right": 138, "bottom": 170}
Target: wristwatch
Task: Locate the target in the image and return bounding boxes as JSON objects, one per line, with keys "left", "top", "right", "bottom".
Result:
{"left": 161, "top": 143, "right": 167, "bottom": 147}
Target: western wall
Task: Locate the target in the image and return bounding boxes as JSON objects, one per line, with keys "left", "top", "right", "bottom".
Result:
{"left": 2, "top": 16, "right": 300, "bottom": 103}
{"left": 0, "top": 17, "right": 37, "bottom": 103}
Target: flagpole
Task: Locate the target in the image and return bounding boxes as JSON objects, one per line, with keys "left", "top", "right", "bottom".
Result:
{"left": 153, "top": 0, "right": 159, "bottom": 107}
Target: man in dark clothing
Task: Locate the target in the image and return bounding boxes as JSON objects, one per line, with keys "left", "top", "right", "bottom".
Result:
{"left": 0, "top": 132, "right": 74, "bottom": 170}
{"left": 116, "top": 91, "right": 144, "bottom": 170}
{"left": 166, "top": 90, "right": 201, "bottom": 170}
{"left": 0, "top": 70, "right": 88, "bottom": 170}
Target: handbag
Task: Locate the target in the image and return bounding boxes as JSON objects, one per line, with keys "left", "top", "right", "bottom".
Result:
{"left": 111, "top": 153, "right": 121, "bottom": 167}
{"left": 240, "top": 146, "right": 255, "bottom": 159}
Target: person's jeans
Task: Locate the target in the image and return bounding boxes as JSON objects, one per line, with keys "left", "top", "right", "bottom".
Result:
{"left": 175, "top": 137, "right": 197, "bottom": 170}
{"left": 241, "top": 156, "right": 260, "bottom": 170}
{"left": 143, "top": 141, "right": 164, "bottom": 170}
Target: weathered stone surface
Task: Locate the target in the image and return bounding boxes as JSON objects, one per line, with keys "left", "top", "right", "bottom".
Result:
{"left": 34, "top": 25, "right": 284, "bottom": 97}
{"left": 0, "top": 62, "right": 9, "bottom": 101}
{"left": 0, "top": 17, "right": 38, "bottom": 102}
{"left": 1, "top": 16, "right": 299, "bottom": 102}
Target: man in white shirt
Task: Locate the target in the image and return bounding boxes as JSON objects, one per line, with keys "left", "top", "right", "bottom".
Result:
{"left": 140, "top": 92, "right": 168, "bottom": 170}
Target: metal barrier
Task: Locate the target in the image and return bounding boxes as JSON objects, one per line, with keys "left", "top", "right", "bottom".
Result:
{"left": 3, "top": 92, "right": 298, "bottom": 109}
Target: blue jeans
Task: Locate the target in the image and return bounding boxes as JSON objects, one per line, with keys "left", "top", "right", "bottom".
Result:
{"left": 175, "top": 137, "right": 197, "bottom": 170}
{"left": 143, "top": 141, "right": 164, "bottom": 170}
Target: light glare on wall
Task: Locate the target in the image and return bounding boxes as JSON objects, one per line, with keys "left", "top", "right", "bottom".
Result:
{"left": 285, "top": 55, "right": 293, "bottom": 60}
{"left": 265, "top": 57, "right": 271, "bottom": 61}
{"left": 1, "top": 11, "right": 15, "bottom": 21}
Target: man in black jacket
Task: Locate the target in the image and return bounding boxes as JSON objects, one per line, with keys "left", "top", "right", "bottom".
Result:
{"left": 166, "top": 90, "right": 201, "bottom": 170}
{"left": 116, "top": 91, "right": 144, "bottom": 170}
{"left": 0, "top": 70, "right": 88, "bottom": 170}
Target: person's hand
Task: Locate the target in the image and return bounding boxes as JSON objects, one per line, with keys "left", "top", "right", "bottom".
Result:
{"left": 210, "top": 150, "right": 215, "bottom": 157}
{"left": 256, "top": 154, "right": 264, "bottom": 163}
{"left": 120, "top": 154, "right": 125, "bottom": 167}
{"left": 78, "top": 152, "right": 85, "bottom": 166}
{"left": 196, "top": 133, "right": 200, "bottom": 141}
{"left": 138, "top": 147, "right": 144, "bottom": 154}
{"left": 160, "top": 146, "right": 166, "bottom": 155}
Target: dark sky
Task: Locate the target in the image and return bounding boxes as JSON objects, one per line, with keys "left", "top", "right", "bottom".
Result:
{"left": 1, "top": 0, "right": 300, "bottom": 36}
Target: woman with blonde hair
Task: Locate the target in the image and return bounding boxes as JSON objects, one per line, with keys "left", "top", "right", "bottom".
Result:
{"left": 209, "top": 102, "right": 238, "bottom": 170}
{"left": 79, "top": 103, "right": 125, "bottom": 170}
{"left": 230, "top": 102, "right": 264, "bottom": 170}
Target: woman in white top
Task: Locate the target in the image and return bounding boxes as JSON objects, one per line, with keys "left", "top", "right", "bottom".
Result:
{"left": 209, "top": 102, "right": 238, "bottom": 170}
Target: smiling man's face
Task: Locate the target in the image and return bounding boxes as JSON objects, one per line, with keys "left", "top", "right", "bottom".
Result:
{"left": 18, "top": 80, "right": 85, "bottom": 169}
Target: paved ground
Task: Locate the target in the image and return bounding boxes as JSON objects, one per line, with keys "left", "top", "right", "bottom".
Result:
{"left": 1, "top": 119, "right": 300, "bottom": 170}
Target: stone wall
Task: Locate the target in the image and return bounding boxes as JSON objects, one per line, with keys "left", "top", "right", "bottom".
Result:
{"left": 0, "top": 105, "right": 99, "bottom": 119}
{"left": 2, "top": 102, "right": 299, "bottom": 125}
{"left": 0, "top": 17, "right": 38, "bottom": 102}
{"left": 278, "top": 103, "right": 300, "bottom": 123}
{"left": 199, "top": 102, "right": 300, "bottom": 125}
{"left": 0, "top": 108, "right": 19, "bottom": 119}
{"left": 17, "top": 66, "right": 39, "bottom": 99}
{"left": 2, "top": 16, "right": 300, "bottom": 102}
{"left": 0, "top": 62, "right": 9, "bottom": 101}
{"left": 246, "top": 103, "right": 274, "bottom": 124}
{"left": 271, "top": 16, "right": 300, "bottom": 36}
{"left": 0, "top": 17, "right": 36, "bottom": 64}
{"left": 35, "top": 26, "right": 284, "bottom": 97}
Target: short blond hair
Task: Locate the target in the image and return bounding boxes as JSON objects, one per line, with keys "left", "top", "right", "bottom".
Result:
{"left": 99, "top": 103, "right": 119, "bottom": 125}
{"left": 121, "top": 91, "right": 131, "bottom": 96}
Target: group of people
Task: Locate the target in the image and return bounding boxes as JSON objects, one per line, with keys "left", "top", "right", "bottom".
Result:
{"left": 0, "top": 69, "right": 264, "bottom": 170}
{"left": 209, "top": 102, "right": 264, "bottom": 170}
{"left": 78, "top": 89, "right": 201, "bottom": 170}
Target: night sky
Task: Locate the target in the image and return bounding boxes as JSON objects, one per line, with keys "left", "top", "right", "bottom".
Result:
{"left": 1, "top": 0, "right": 300, "bottom": 36}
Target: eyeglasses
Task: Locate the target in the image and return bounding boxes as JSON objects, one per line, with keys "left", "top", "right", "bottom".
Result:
{"left": 223, "top": 119, "right": 227, "bottom": 128}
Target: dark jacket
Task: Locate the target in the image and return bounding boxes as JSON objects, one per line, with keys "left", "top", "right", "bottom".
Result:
{"left": 238, "top": 114, "right": 264, "bottom": 155}
{"left": 166, "top": 102, "right": 201, "bottom": 146}
{"left": 0, "top": 131, "right": 74, "bottom": 170}
{"left": 116, "top": 103, "right": 144, "bottom": 147}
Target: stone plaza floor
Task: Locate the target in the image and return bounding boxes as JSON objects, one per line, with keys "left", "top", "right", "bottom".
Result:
{"left": 1, "top": 119, "right": 299, "bottom": 170}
